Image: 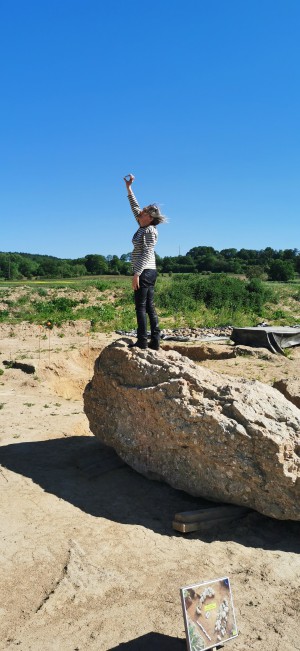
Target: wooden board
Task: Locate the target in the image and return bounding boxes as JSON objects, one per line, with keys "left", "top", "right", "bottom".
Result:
{"left": 174, "top": 505, "right": 250, "bottom": 523}
{"left": 173, "top": 505, "right": 250, "bottom": 533}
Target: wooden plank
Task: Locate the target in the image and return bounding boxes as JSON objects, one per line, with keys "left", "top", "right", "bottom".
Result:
{"left": 174, "top": 505, "right": 249, "bottom": 524}
{"left": 173, "top": 515, "right": 243, "bottom": 533}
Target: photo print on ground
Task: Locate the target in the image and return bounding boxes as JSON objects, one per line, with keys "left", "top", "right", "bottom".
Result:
{"left": 180, "top": 576, "right": 238, "bottom": 651}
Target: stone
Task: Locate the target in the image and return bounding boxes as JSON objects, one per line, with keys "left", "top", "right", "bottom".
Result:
{"left": 273, "top": 377, "right": 300, "bottom": 410}
{"left": 83, "top": 339, "right": 300, "bottom": 521}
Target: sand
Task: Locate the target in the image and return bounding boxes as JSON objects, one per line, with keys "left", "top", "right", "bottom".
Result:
{"left": 0, "top": 322, "right": 299, "bottom": 651}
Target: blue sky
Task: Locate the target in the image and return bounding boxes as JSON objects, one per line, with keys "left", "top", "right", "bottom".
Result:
{"left": 1, "top": 0, "right": 299, "bottom": 259}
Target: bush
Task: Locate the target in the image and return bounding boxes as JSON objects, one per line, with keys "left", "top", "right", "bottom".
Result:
{"left": 271, "top": 309, "right": 287, "bottom": 319}
{"left": 268, "top": 260, "right": 295, "bottom": 281}
{"left": 156, "top": 274, "right": 272, "bottom": 317}
{"left": 75, "top": 304, "right": 115, "bottom": 322}
{"left": 29, "top": 297, "right": 80, "bottom": 325}
{"left": 246, "top": 265, "right": 267, "bottom": 280}
{"left": 94, "top": 280, "right": 110, "bottom": 291}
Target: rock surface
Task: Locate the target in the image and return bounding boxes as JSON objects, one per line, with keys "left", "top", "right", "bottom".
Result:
{"left": 273, "top": 377, "right": 300, "bottom": 409}
{"left": 84, "top": 339, "right": 300, "bottom": 521}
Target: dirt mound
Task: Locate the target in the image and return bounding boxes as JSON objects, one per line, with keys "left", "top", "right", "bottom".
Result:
{"left": 40, "top": 348, "right": 100, "bottom": 400}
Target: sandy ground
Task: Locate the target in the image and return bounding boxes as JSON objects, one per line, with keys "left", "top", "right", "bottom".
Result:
{"left": 0, "top": 322, "right": 300, "bottom": 651}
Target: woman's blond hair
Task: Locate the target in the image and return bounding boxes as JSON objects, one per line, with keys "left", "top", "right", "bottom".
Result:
{"left": 144, "top": 204, "right": 167, "bottom": 225}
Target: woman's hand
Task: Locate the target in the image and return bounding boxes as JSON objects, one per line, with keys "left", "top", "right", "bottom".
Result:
{"left": 124, "top": 174, "right": 135, "bottom": 193}
{"left": 132, "top": 273, "right": 140, "bottom": 290}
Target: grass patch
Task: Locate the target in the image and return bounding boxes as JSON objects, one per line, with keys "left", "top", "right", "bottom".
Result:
{"left": 156, "top": 274, "right": 273, "bottom": 326}
{"left": 0, "top": 274, "right": 298, "bottom": 329}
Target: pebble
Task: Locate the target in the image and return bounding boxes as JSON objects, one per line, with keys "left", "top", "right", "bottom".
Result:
{"left": 117, "top": 326, "right": 233, "bottom": 339}
{"left": 161, "top": 326, "right": 233, "bottom": 339}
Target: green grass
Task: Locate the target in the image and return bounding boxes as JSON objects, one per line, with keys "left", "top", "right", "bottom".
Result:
{"left": 0, "top": 274, "right": 299, "bottom": 329}
{"left": 0, "top": 275, "right": 128, "bottom": 289}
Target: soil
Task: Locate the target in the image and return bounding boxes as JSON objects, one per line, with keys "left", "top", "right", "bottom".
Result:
{"left": 0, "top": 322, "right": 299, "bottom": 651}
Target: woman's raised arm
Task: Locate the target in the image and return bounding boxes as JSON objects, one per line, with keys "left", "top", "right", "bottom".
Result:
{"left": 124, "top": 174, "right": 141, "bottom": 219}
{"left": 124, "top": 174, "right": 135, "bottom": 195}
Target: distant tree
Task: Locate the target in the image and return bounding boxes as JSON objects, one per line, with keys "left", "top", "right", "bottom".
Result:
{"left": 258, "top": 247, "right": 277, "bottom": 264}
{"left": 72, "top": 264, "right": 87, "bottom": 276}
{"left": 120, "top": 253, "right": 132, "bottom": 262}
{"left": 172, "top": 255, "right": 197, "bottom": 273}
{"left": 236, "top": 249, "right": 258, "bottom": 261}
{"left": 18, "top": 258, "right": 39, "bottom": 278}
{"left": 118, "top": 253, "right": 132, "bottom": 275}
{"left": 268, "top": 260, "right": 295, "bottom": 281}
{"left": 0, "top": 253, "right": 21, "bottom": 279}
{"left": 37, "top": 257, "right": 61, "bottom": 277}
{"left": 0, "top": 253, "right": 10, "bottom": 278}
{"left": 72, "top": 257, "right": 87, "bottom": 267}
{"left": 7, "top": 262, "right": 20, "bottom": 279}
{"left": 220, "top": 248, "right": 238, "bottom": 259}
{"left": 161, "top": 256, "right": 176, "bottom": 273}
{"left": 187, "top": 246, "right": 217, "bottom": 259}
{"left": 155, "top": 253, "right": 163, "bottom": 273}
{"left": 281, "top": 248, "right": 298, "bottom": 260}
{"left": 226, "top": 259, "right": 244, "bottom": 274}
{"left": 56, "top": 262, "right": 74, "bottom": 277}
{"left": 118, "top": 260, "right": 131, "bottom": 275}
{"left": 85, "top": 254, "right": 108, "bottom": 275}
{"left": 246, "top": 265, "right": 267, "bottom": 280}
{"left": 108, "top": 255, "right": 121, "bottom": 274}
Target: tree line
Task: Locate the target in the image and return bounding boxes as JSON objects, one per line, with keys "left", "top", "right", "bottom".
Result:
{"left": 0, "top": 246, "right": 299, "bottom": 281}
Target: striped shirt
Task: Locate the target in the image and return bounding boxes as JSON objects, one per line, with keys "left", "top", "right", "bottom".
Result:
{"left": 128, "top": 191, "right": 157, "bottom": 276}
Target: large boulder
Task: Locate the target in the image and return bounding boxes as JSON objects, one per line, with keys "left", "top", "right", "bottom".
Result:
{"left": 83, "top": 339, "right": 300, "bottom": 521}
{"left": 273, "top": 377, "right": 300, "bottom": 410}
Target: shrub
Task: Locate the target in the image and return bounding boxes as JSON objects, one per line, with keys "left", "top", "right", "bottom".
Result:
{"left": 268, "top": 260, "right": 295, "bottom": 281}
{"left": 94, "top": 280, "right": 110, "bottom": 291}
{"left": 246, "top": 265, "right": 267, "bottom": 280}
{"left": 271, "top": 309, "right": 287, "bottom": 319}
{"left": 156, "top": 274, "right": 272, "bottom": 317}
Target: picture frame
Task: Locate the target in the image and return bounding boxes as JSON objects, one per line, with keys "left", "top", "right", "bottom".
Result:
{"left": 180, "top": 576, "right": 238, "bottom": 651}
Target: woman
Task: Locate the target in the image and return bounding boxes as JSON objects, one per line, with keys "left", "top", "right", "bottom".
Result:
{"left": 124, "top": 174, "right": 167, "bottom": 350}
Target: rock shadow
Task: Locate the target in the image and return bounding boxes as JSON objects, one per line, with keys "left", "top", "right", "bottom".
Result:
{"left": 0, "top": 435, "right": 299, "bottom": 552}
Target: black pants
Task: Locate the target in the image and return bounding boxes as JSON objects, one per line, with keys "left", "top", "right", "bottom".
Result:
{"left": 134, "top": 269, "right": 160, "bottom": 346}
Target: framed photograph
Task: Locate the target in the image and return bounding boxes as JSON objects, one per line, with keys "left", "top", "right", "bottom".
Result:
{"left": 180, "top": 577, "right": 238, "bottom": 651}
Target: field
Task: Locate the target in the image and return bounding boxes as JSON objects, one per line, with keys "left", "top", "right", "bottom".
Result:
{"left": 0, "top": 274, "right": 299, "bottom": 331}
{"left": 0, "top": 277, "right": 299, "bottom": 650}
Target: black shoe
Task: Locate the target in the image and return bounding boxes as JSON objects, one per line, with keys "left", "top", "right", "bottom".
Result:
{"left": 148, "top": 341, "right": 160, "bottom": 351}
{"left": 128, "top": 341, "right": 148, "bottom": 350}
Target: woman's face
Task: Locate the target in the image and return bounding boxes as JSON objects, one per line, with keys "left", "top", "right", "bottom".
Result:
{"left": 138, "top": 210, "right": 153, "bottom": 227}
